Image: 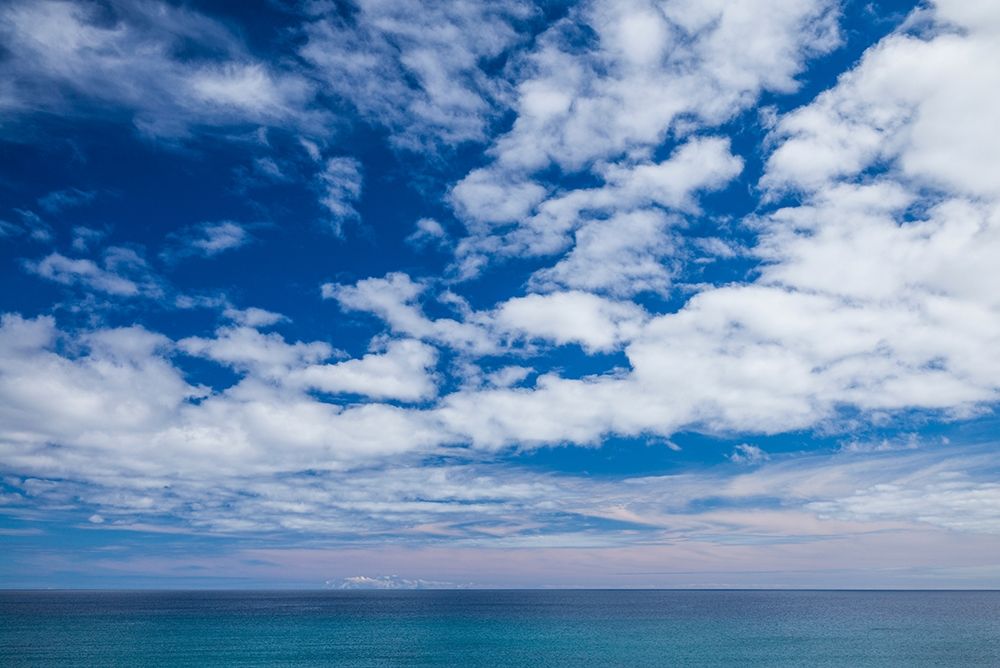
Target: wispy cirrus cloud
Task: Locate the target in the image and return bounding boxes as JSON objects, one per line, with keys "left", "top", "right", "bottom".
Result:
{"left": 37, "top": 188, "right": 96, "bottom": 214}
{"left": 0, "top": 0, "right": 326, "bottom": 139}
{"left": 316, "top": 157, "right": 364, "bottom": 234}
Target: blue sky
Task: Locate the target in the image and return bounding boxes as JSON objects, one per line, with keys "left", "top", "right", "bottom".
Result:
{"left": 3, "top": 0, "right": 1000, "bottom": 589}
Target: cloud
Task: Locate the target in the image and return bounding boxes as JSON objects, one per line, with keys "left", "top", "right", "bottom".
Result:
{"left": 27, "top": 247, "right": 161, "bottom": 298}
{"left": 323, "top": 272, "right": 496, "bottom": 354}
{"left": 482, "top": 0, "right": 839, "bottom": 173}
{"left": 442, "top": 2, "right": 1000, "bottom": 454}
{"left": 839, "top": 433, "right": 924, "bottom": 454}
{"left": 317, "top": 157, "right": 363, "bottom": 234}
{"left": 6, "top": 372, "right": 1000, "bottom": 553}
{"left": 0, "top": 315, "right": 443, "bottom": 485}
{"left": 326, "top": 575, "right": 466, "bottom": 589}
{"left": 486, "top": 366, "right": 532, "bottom": 388}
{"left": 286, "top": 339, "right": 439, "bottom": 402}
{"left": 177, "top": 322, "right": 439, "bottom": 402}
{"left": 177, "top": 326, "right": 334, "bottom": 379}
{"left": 0, "top": 315, "right": 197, "bottom": 450}
{"left": 187, "top": 63, "right": 306, "bottom": 116}
{"left": 623, "top": 282, "right": 998, "bottom": 433}
{"left": 809, "top": 476, "right": 1000, "bottom": 534}
{"left": 320, "top": 248, "right": 999, "bottom": 452}
{"left": 325, "top": 272, "right": 649, "bottom": 354}
{"left": 5, "top": 210, "right": 54, "bottom": 243}
{"left": 299, "top": 0, "right": 533, "bottom": 150}
{"left": 222, "top": 307, "right": 288, "bottom": 328}
{"left": 0, "top": 220, "right": 26, "bottom": 239}
{"left": 762, "top": 3, "right": 1000, "bottom": 197}
{"left": 449, "top": 170, "right": 547, "bottom": 231}
{"left": 451, "top": 134, "right": 744, "bottom": 288}
{"left": 0, "top": 0, "right": 324, "bottom": 138}
{"left": 526, "top": 210, "right": 678, "bottom": 297}
{"left": 5, "top": 0, "right": 1000, "bottom": 589}
{"left": 494, "top": 291, "right": 646, "bottom": 353}
{"left": 410, "top": 0, "right": 1000, "bottom": 448}
{"left": 730, "top": 444, "right": 769, "bottom": 465}
{"left": 439, "top": 0, "right": 836, "bottom": 291}
{"left": 1, "top": 311, "right": 999, "bottom": 558}
{"left": 37, "top": 188, "right": 96, "bottom": 214}
{"left": 162, "top": 221, "right": 252, "bottom": 261}
{"left": 14, "top": 1, "right": 992, "bottom": 479}
{"left": 316, "top": 255, "right": 992, "bottom": 453}
{"left": 406, "top": 218, "right": 449, "bottom": 249}
{"left": 70, "top": 226, "right": 109, "bottom": 253}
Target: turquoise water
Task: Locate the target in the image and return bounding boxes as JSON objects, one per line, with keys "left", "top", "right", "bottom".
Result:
{"left": 2, "top": 590, "right": 999, "bottom": 666}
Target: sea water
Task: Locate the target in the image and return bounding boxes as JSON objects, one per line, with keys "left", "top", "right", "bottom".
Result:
{"left": 2, "top": 590, "right": 999, "bottom": 666}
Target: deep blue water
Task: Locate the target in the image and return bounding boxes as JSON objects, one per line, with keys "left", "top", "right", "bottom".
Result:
{"left": 2, "top": 590, "right": 999, "bottom": 667}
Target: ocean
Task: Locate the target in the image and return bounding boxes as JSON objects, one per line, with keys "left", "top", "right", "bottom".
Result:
{"left": 2, "top": 590, "right": 998, "bottom": 666}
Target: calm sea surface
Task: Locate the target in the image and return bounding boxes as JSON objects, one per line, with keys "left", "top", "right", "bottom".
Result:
{"left": 2, "top": 590, "right": 999, "bottom": 667}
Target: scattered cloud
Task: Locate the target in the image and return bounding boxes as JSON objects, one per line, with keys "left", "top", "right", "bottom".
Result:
{"left": 37, "top": 188, "right": 96, "bottom": 214}
{"left": 406, "top": 218, "right": 449, "bottom": 249}
{"left": 223, "top": 307, "right": 288, "bottom": 328}
{"left": 299, "top": 0, "right": 534, "bottom": 151}
{"left": 484, "top": 0, "right": 839, "bottom": 173}
{"left": 324, "top": 272, "right": 650, "bottom": 355}
{"left": 7, "top": 210, "right": 54, "bottom": 243}
{"left": 453, "top": 136, "right": 744, "bottom": 287}
{"left": 0, "top": 220, "right": 25, "bottom": 239}
{"left": 730, "top": 444, "right": 769, "bottom": 465}
{"left": 70, "top": 226, "right": 109, "bottom": 253}
{"left": 26, "top": 247, "right": 162, "bottom": 298}
{"left": 317, "top": 157, "right": 363, "bottom": 234}
{"left": 162, "top": 221, "right": 252, "bottom": 261}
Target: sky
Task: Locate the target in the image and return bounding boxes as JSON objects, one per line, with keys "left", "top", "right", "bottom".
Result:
{"left": 2, "top": 0, "right": 1000, "bottom": 589}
